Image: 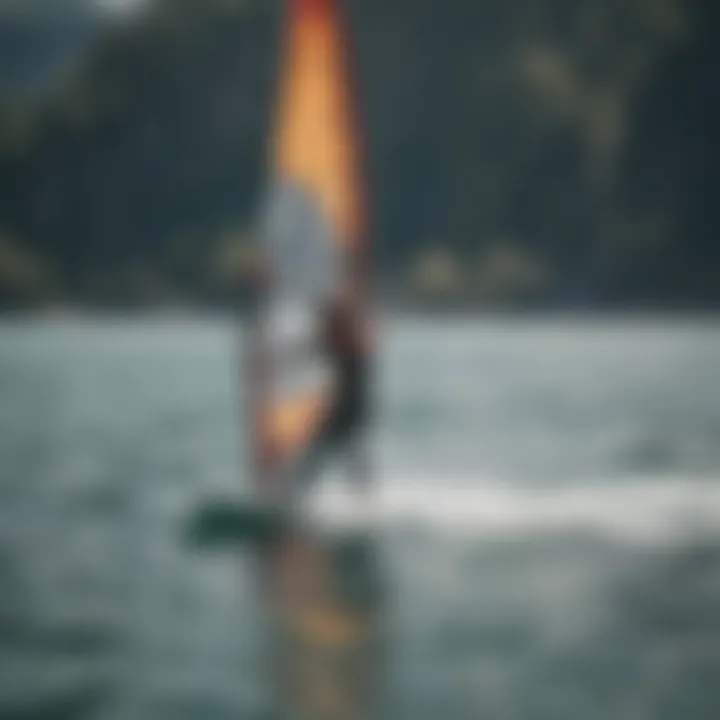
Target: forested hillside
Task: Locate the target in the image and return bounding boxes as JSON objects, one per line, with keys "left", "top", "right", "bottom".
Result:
{"left": 0, "top": 0, "right": 717, "bottom": 309}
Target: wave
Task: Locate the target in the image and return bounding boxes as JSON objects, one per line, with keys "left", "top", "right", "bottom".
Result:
{"left": 310, "top": 474, "right": 720, "bottom": 543}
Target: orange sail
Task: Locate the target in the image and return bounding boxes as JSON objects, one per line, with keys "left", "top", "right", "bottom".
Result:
{"left": 254, "top": 0, "right": 367, "bottom": 485}
{"left": 272, "top": 0, "right": 362, "bottom": 248}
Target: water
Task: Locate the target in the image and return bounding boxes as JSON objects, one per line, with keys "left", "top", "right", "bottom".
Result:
{"left": 1, "top": 317, "right": 720, "bottom": 719}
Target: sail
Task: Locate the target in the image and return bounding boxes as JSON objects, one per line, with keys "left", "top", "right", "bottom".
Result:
{"left": 253, "top": 0, "right": 367, "bottom": 491}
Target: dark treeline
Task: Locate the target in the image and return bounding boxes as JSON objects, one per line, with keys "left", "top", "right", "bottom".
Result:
{"left": 0, "top": 0, "right": 717, "bottom": 310}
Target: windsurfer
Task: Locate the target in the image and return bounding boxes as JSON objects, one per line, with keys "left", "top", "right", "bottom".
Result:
{"left": 284, "top": 283, "right": 370, "bottom": 502}
{"left": 187, "top": 256, "right": 370, "bottom": 548}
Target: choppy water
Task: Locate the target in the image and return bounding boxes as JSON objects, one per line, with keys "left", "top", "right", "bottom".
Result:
{"left": 1, "top": 317, "right": 720, "bottom": 719}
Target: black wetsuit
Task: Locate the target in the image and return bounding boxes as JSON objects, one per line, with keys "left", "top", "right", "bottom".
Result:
{"left": 290, "top": 337, "right": 369, "bottom": 495}
{"left": 323, "top": 342, "right": 368, "bottom": 442}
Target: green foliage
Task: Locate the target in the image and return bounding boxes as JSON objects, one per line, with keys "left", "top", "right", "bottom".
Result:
{"left": 0, "top": 0, "right": 717, "bottom": 309}
{"left": 0, "top": 230, "right": 56, "bottom": 305}
{"left": 0, "top": 105, "right": 39, "bottom": 157}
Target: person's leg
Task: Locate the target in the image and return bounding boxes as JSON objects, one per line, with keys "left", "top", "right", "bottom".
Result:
{"left": 345, "top": 429, "right": 371, "bottom": 496}
{"left": 339, "top": 429, "right": 374, "bottom": 533}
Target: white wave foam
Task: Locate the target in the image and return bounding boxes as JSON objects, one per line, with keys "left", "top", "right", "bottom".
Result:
{"left": 310, "top": 475, "right": 720, "bottom": 542}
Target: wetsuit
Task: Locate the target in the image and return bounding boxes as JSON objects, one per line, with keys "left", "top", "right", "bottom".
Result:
{"left": 288, "top": 312, "right": 369, "bottom": 498}
{"left": 321, "top": 332, "right": 368, "bottom": 443}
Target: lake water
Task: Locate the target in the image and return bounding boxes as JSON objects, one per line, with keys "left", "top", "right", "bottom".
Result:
{"left": 1, "top": 317, "right": 720, "bottom": 719}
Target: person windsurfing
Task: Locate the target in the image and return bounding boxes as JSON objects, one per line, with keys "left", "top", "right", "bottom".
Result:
{"left": 285, "top": 279, "right": 370, "bottom": 501}
{"left": 188, "top": 254, "right": 370, "bottom": 548}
